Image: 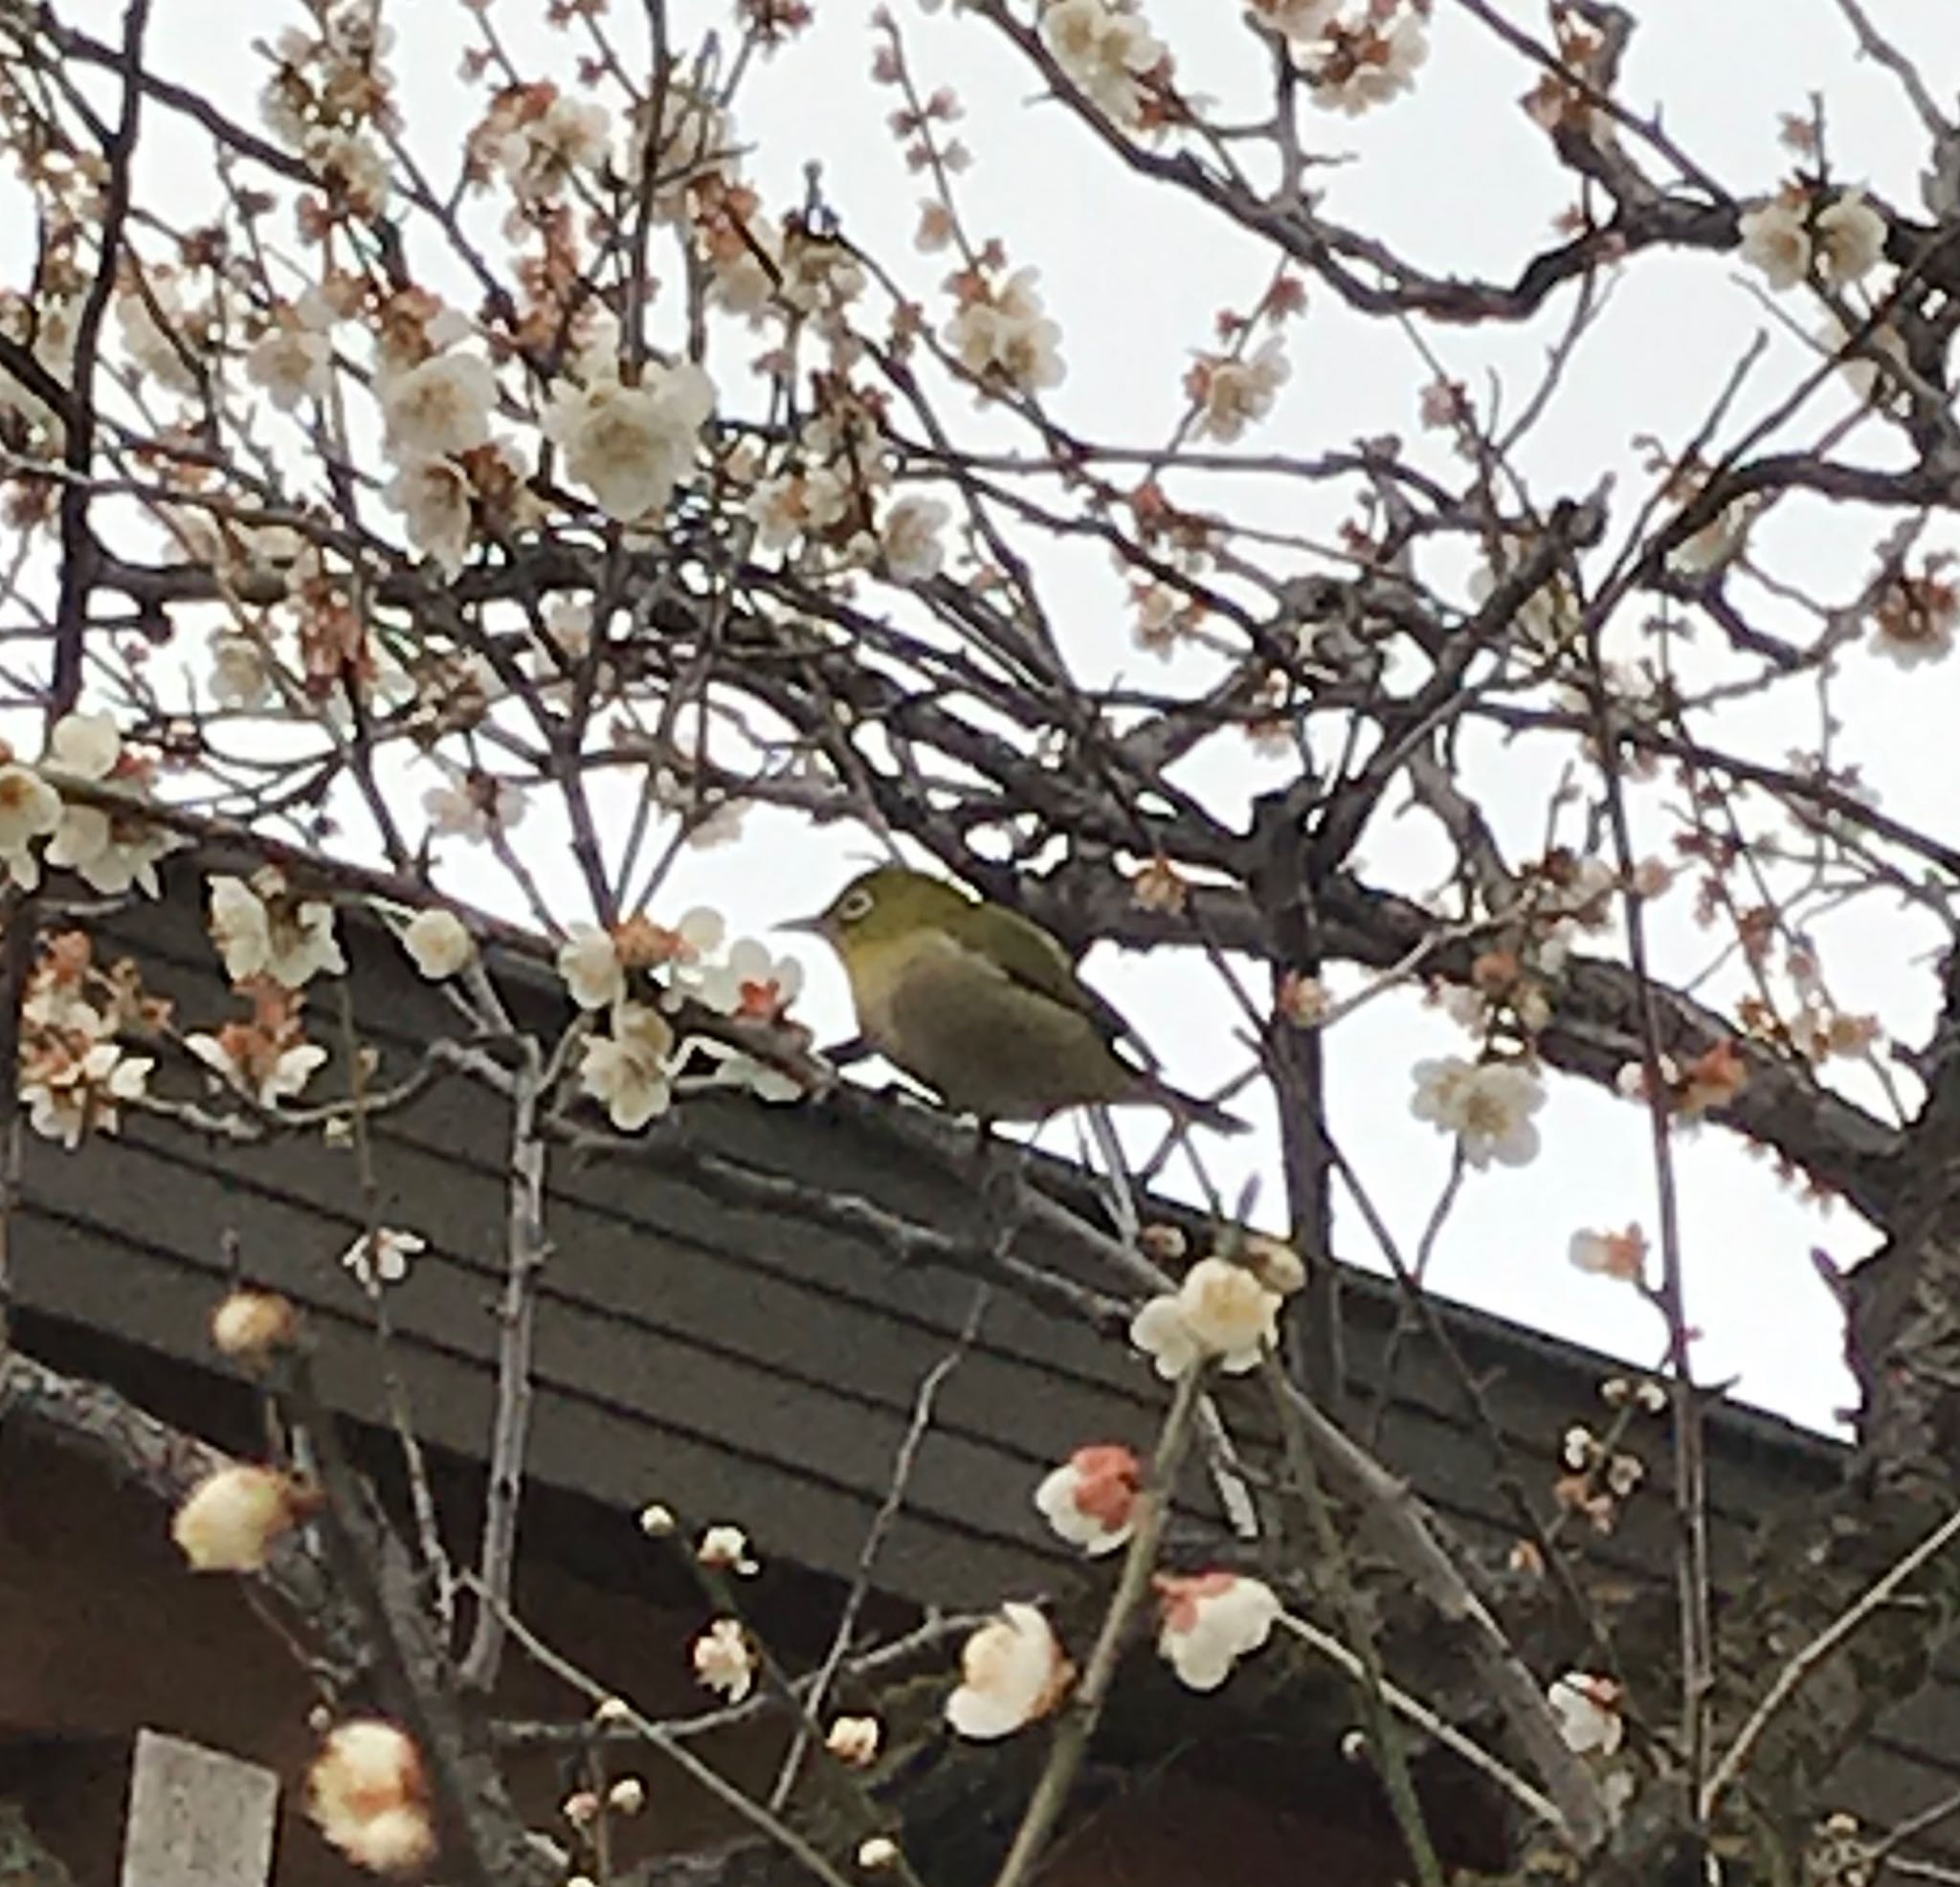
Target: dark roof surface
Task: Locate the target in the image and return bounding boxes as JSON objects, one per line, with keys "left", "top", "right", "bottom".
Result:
{"left": 11, "top": 872, "right": 1959, "bottom": 1840}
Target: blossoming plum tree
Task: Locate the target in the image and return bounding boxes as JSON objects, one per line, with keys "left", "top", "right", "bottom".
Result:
{"left": 0, "top": 0, "right": 1957, "bottom": 1882}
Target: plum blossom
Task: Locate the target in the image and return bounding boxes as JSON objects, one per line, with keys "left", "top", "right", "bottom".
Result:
{"left": 423, "top": 770, "right": 526, "bottom": 842}
{"left": 23, "top": 1037, "right": 153, "bottom": 1147}
{"left": 1306, "top": 11, "right": 1428, "bottom": 115}
{"left": 698, "top": 1524, "right": 760, "bottom": 1574}
{"left": 1410, "top": 1055, "right": 1546, "bottom": 1168}
{"left": 494, "top": 91, "right": 612, "bottom": 201}
{"left": 208, "top": 871, "right": 345, "bottom": 989}
{"left": 343, "top": 1227, "right": 427, "bottom": 1293}
{"left": 1738, "top": 194, "right": 1813, "bottom": 290}
{"left": 1155, "top": 1571, "right": 1281, "bottom": 1691}
{"left": 246, "top": 318, "right": 333, "bottom": 411}
{"left": 115, "top": 279, "right": 201, "bottom": 394}
{"left": 172, "top": 1464, "right": 315, "bottom": 1572}
{"left": 692, "top": 1617, "right": 756, "bottom": 1702}
{"left": 881, "top": 495, "right": 951, "bottom": 583}
{"left": 682, "top": 938, "right": 802, "bottom": 1021}
{"left": 541, "top": 360, "right": 717, "bottom": 522}
{"left": 210, "top": 632, "right": 275, "bottom": 710}
{"left": 945, "top": 1604, "right": 1073, "bottom": 1739}
{"left": 402, "top": 907, "right": 474, "bottom": 980}
{"left": 1870, "top": 567, "right": 1956, "bottom": 670}
{"left": 1570, "top": 1225, "right": 1647, "bottom": 1284}
{"left": 212, "top": 1289, "right": 299, "bottom": 1366}
{"left": 827, "top": 1716, "right": 881, "bottom": 1765}
{"left": 384, "top": 455, "right": 473, "bottom": 577}
{"left": 1041, "top": 0, "right": 1165, "bottom": 128}
{"left": 307, "top": 1720, "right": 436, "bottom": 1877}
{"left": 1035, "top": 1444, "right": 1142, "bottom": 1555}
{"left": 946, "top": 268, "right": 1065, "bottom": 394}
{"left": 1548, "top": 1672, "right": 1624, "bottom": 1756}
{"left": 381, "top": 349, "right": 495, "bottom": 459}
{"left": 580, "top": 1003, "right": 677, "bottom": 1130}
{"left": 1129, "top": 1255, "right": 1282, "bottom": 1380}
{"left": 1247, "top": 0, "right": 1340, "bottom": 41}
{"left": 187, "top": 1025, "right": 327, "bottom": 1107}
{"left": 0, "top": 762, "right": 61, "bottom": 889}
{"left": 1189, "top": 339, "right": 1288, "bottom": 442}
{"left": 1814, "top": 190, "right": 1888, "bottom": 284}
{"left": 559, "top": 924, "right": 627, "bottom": 1010}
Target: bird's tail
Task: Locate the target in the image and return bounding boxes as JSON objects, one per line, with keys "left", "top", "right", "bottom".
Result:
{"left": 1143, "top": 1074, "right": 1252, "bottom": 1137}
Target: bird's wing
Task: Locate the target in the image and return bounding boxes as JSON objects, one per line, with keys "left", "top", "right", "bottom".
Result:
{"left": 942, "top": 899, "right": 1156, "bottom": 1070}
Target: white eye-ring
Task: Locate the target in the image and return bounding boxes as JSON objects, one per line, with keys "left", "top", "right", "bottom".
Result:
{"left": 837, "top": 886, "right": 876, "bottom": 922}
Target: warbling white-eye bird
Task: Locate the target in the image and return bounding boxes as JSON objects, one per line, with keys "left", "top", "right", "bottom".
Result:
{"left": 783, "top": 866, "right": 1249, "bottom": 1134}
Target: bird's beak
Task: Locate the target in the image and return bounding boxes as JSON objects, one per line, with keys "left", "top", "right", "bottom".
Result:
{"left": 777, "top": 913, "right": 830, "bottom": 938}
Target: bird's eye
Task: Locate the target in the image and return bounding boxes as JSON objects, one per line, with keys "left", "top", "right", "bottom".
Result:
{"left": 837, "top": 887, "right": 876, "bottom": 923}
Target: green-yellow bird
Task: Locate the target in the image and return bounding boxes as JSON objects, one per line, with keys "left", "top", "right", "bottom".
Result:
{"left": 784, "top": 866, "right": 1247, "bottom": 1134}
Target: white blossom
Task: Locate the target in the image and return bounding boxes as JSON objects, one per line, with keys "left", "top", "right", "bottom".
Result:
{"left": 116, "top": 281, "right": 200, "bottom": 394}
{"left": 681, "top": 938, "right": 802, "bottom": 1020}
{"left": 1410, "top": 1055, "right": 1546, "bottom": 1168}
{"left": 496, "top": 93, "right": 612, "bottom": 200}
{"left": 208, "top": 871, "right": 345, "bottom": 988}
{"left": 246, "top": 322, "right": 332, "bottom": 411}
{"left": 1129, "top": 1255, "right": 1281, "bottom": 1379}
{"left": 558, "top": 924, "right": 626, "bottom": 1010}
{"left": 1307, "top": 13, "right": 1428, "bottom": 115}
{"left": 209, "top": 632, "right": 275, "bottom": 710}
{"left": 186, "top": 1031, "right": 327, "bottom": 1106}
{"left": 1548, "top": 1672, "right": 1624, "bottom": 1756}
{"left": 1034, "top": 1444, "right": 1141, "bottom": 1555}
{"left": 381, "top": 350, "right": 496, "bottom": 460}
{"left": 1041, "top": 0, "right": 1165, "bottom": 127}
{"left": 1156, "top": 1572, "right": 1281, "bottom": 1691}
{"left": 46, "top": 711, "right": 122, "bottom": 780}
{"left": 880, "top": 496, "right": 951, "bottom": 583}
{"left": 384, "top": 456, "right": 474, "bottom": 578}
{"left": 1191, "top": 338, "right": 1288, "bottom": 443}
{"left": 1738, "top": 195, "right": 1811, "bottom": 290}
{"left": 304, "top": 129, "right": 391, "bottom": 217}
{"left": 423, "top": 772, "right": 526, "bottom": 842}
{"left": 698, "top": 1524, "right": 759, "bottom": 1574}
{"left": 402, "top": 908, "right": 474, "bottom": 980}
{"left": 945, "top": 1604, "right": 1072, "bottom": 1740}
{"left": 946, "top": 269, "right": 1065, "bottom": 394}
{"left": 692, "top": 1617, "right": 756, "bottom": 1702}
{"left": 307, "top": 1720, "right": 435, "bottom": 1877}
{"left": 541, "top": 361, "right": 717, "bottom": 522}
{"left": 25, "top": 1039, "right": 152, "bottom": 1147}
{"left": 819, "top": 1719, "right": 877, "bottom": 1769}
{"left": 172, "top": 1464, "right": 311, "bottom": 1572}
{"left": 343, "top": 1226, "right": 427, "bottom": 1292}
{"left": 1815, "top": 190, "right": 1887, "bottom": 284}
{"left": 580, "top": 1003, "right": 677, "bottom": 1130}
{"left": 0, "top": 763, "right": 61, "bottom": 889}
{"left": 1246, "top": 0, "right": 1340, "bottom": 42}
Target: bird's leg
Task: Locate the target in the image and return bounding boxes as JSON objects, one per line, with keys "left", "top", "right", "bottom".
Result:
{"left": 970, "top": 1118, "right": 1029, "bottom": 1250}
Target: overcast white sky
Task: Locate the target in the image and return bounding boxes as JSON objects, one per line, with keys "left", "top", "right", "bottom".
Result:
{"left": 41, "top": 0, "right": 1960, "bottom": 1431}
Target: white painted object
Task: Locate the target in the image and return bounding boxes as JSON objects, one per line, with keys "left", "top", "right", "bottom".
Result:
{"left": 120, "top": 1729, "right": 278, "bottom": 1887}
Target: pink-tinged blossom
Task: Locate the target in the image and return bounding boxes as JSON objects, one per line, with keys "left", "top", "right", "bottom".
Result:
{"left": 307, "top": 1720, "right": 437, "bottom": 1876}
{"left": 1155, "top": 1571, "right": 1281, "bottom": 1690}
{"left": 1548, "top": 1672, "right": 1624, "bottom": 1755}
{"left": 1035, "top": 1444, "right": 1143, "bottom": 1555}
